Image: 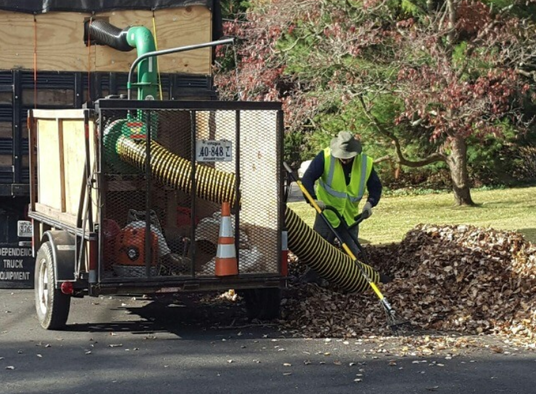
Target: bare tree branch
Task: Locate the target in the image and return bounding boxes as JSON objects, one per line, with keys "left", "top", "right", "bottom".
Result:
{"left": 373, "top": 155, "right": 392, "bottom": 164}
{"left": 357, "top": 95, "right": 446, "bottom": 167}
{"left": 517, "top": 69, "right": 536, "bottom": 82}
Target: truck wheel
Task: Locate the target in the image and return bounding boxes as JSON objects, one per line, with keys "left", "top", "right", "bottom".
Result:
{"left": 34, "top": 241, "right": 71, "bottom": 330}
{"left": 243, "top": 288, "right": 281, "bottom": 321}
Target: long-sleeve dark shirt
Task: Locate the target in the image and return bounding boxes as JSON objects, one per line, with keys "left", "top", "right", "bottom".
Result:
{"left": 301, "top": 150, "right": 382, "bottom": 207}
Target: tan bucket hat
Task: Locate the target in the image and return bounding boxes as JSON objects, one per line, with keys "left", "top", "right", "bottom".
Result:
{"left": 330, "top": 131, "right": 362, "bottom": 159}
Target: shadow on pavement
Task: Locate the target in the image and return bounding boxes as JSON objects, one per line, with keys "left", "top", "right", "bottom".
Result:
{"left": 65, "top": 293, "right": 278, "bottom": 339}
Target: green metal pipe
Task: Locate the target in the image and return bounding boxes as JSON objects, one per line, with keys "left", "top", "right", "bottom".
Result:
{"left": 126, "top": 26, "right": 158, "bottom": 100}
{"left": 125, "top": 38, "right": 234, "bottom": 100}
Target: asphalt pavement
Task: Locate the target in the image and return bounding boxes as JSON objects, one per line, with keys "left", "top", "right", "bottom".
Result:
{"left": 1, "top": 289, "right": 535, "bottom": 394}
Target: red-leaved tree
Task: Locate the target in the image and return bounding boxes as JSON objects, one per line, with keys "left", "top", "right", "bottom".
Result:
{"left": 216, "top": 0, "right": 536, "bottom": 205}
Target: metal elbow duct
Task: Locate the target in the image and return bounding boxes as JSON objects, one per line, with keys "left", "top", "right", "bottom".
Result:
{"left": 88, "top": 20, "right": 158, "bottom": 100}
{"left": 126, "top": 26, "right": 158, "bottom": 100}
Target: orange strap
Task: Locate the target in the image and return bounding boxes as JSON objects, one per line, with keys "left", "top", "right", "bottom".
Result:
{"left": 152, "top": 10, "right": 163, "bottom": 100}
{"left": 33, "top": 15, "right": 37, "bottom": 109}
{"left": 87, "top": 16, "right": 94, "bottom": 103}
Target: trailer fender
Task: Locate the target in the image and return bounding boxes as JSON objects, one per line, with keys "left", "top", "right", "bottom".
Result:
{"left": 41, "top": 231, "right": 76, "bottom": 284}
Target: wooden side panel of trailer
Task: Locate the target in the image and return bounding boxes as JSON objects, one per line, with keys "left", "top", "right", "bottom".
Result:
{"left": 31, "top": 109, "right": 97, "bottom": 228}
{"left": 0, "top": 7, "right": 212, "bottom": 74}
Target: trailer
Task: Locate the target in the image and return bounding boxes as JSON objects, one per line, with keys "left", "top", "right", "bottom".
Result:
{"left": 29, "top": 99, "right": 285, "bottom": 330}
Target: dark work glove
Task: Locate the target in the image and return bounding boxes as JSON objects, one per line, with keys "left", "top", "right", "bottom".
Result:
{"left": 361, "top": 202, "right": 373, "bottom": 219}
{"left": 313, "top": 200, "right": 326, "bottom": 210}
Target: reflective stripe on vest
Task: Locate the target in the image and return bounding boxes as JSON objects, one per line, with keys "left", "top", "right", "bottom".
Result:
{"left": 316, "top": 148, "right": 374, "bottom": 227}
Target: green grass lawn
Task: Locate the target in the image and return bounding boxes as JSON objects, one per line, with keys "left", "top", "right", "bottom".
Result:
{"left": 287, "top": 185, "right": 536, "bottom": 245}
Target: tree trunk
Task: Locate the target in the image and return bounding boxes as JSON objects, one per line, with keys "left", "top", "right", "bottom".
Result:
{"left": 445, "top": 136, "right": 475, "bottom": 206}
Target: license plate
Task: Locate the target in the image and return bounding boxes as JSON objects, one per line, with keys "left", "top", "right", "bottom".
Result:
{"left": 17, "top": 220, "right": 32, "bottom": 238}
{"left": 196, "top": 140, "right": 232, "bottom": 162}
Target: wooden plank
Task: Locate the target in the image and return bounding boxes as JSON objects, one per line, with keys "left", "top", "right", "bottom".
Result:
{"left": 58, "top": 119, "right": 66, "bottom": 212}
{"left": 34, "top": 202, "right": 78, "bottom": 227}
{"left": 63, "top": 119, "right": 88, "bottom": 216}
{"left": 32, "top": 110, "right": 86, "bottom": 218}
{"left": 29, "top": 114, "right": 38, "bottom": 212}
{"left": 36, "top": 119, "right": 62, "bottom": 210}
{"left": 91, "top": 119, "right": 100, "bottom": 224}
{"left": 0, "top": 7, "right": 212, "bottom": 74}
{"left": 31, "top": 109, "right": 85, "bottom": 120}
{"left": 32, "top": 110, "right": 98, "bottom": 225}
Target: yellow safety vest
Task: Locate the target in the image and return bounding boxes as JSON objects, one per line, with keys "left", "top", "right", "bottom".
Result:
{"left": 316, "top": 148, "right": 374, "bottom": 227}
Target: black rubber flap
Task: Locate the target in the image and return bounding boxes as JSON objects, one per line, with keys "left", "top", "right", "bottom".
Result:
{"left": 0, "top": 0, "right": 213, "bottom": 13}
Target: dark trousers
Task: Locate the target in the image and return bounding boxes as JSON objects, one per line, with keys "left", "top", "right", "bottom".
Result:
{"left": 300, "top": 214, "right": 362, "bottom": 283}
{"left": 313, "top": 213, "right": 361, "bottom": 258}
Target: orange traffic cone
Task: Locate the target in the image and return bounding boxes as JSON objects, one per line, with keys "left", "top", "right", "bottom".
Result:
{"left": 215, "top": 202, "right": 238, "bottom": 276}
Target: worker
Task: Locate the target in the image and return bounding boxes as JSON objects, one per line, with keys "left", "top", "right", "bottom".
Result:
{"left": 300, "top": 131, "right": 389, "bottom": 284}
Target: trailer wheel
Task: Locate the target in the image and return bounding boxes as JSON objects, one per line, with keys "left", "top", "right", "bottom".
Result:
{"left": 34, "top": 241, "right": 71, "bottom": 330}
{"left": 243, "top": 288, "right": 281, "bottom": 321}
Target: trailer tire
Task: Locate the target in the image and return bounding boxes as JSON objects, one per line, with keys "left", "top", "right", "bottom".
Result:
{"left": 243, "top": 288, "right": 281, "bottom": 321}
{"left": 34, "top": 241, "right": 71, "bottom": 330}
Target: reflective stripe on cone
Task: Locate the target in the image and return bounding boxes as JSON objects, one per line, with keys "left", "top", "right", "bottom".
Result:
{"left": 215, "top": 202, "right": 238, "bottom": 276}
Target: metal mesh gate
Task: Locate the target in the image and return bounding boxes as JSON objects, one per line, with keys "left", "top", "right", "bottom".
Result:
{"left": 95, "top": 100, "right": 283, "bottom": 283}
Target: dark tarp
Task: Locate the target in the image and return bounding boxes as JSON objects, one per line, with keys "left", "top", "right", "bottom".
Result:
{"left": 0, "top": 0, "right": 222, "bottom": 39}
{"left": 0, "top": 0, "right": 214, "bottom": 13}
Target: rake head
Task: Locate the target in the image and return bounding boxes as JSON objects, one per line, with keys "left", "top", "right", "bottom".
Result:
{"left": 381, "top": 300, "right": 415, "bottom": 334}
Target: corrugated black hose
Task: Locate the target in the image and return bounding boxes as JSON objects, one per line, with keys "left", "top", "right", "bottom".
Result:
{"left": 87, "top": 19, "right": 133, "bottom": 52}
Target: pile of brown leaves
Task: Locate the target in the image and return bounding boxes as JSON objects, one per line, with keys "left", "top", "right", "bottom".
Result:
{"left": 281, "top": 224, "right": 536, "bottom": 343}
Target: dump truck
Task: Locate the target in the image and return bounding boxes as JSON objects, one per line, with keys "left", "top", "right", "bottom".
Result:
{"left": 0, "top": 1, "right": 287, "bottom": 329}
{"left": 0, "top": 1, "right": 220, "bottom": 289}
